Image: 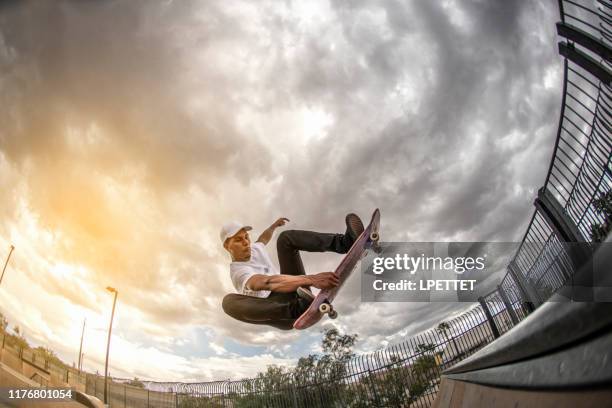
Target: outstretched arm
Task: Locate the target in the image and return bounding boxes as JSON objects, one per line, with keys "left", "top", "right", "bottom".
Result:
{"left": 256, "top": 217, "right": 290, "bottom": 245}
{"left": 246, "top": 272, "right": 339, "bottom": 293}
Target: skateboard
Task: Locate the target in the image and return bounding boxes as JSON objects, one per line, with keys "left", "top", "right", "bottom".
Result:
{"left": 293, "top": 209, "right": 381, "bottom": 330}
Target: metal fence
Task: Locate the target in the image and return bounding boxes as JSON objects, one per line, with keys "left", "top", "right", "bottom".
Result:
{"left": 134, "top": 305, "right": 498, "bottom": 408}
{"left": 86, "top": 375, "right": 176, "bottom": 408}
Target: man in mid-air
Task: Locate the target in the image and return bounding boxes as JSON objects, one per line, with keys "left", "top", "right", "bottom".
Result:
{"left": 221, "top": 213, "right": 364, "bottom": 330}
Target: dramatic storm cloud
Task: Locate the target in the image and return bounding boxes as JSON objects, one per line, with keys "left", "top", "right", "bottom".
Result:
{"left": 0, "top": 0, "right": 562, "bottom": 380}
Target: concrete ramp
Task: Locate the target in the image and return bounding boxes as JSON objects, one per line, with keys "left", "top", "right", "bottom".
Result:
{"left": 0, "top": 362, "right": 103, "bottom": 408}
{"left": 434, "top": 240, "right": 612, "bottom": 407}
{"left": 433, "top": 378, "right": 612, "bottom": 408}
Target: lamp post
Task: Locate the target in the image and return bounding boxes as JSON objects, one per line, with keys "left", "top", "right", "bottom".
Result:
{"left": 0, "top": 245, "right": 15, "bottom": 286}
{"left": 77, "top": 318, "right": 86, "bottom": 372}
{"left": 103, "top": 287, "right": 118, "bottom": 406}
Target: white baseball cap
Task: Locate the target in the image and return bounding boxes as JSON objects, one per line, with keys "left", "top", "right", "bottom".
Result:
{"left": 220, "top": 221, "right": 252, "bottom": 244}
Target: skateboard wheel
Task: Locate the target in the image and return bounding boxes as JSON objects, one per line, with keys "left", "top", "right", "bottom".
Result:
{"left": 370, "top": 232, "right": 379, "bottom": 242}
{"left": 329, "top": 310, "right": 338, "bottom": 319}
{"left": 319, "top": 303, "right": 332, "bottom": 314}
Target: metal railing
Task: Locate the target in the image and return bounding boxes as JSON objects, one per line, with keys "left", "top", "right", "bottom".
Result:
{"left": 133, "top": 305, "right": 496, "bottom": 407}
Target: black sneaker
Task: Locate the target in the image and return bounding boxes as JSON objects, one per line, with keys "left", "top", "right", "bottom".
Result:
{"left": 343, "top": 213, "right": 365, "bottom": 251}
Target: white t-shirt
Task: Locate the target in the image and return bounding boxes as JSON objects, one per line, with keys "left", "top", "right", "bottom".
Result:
{"left": 230, "top": 242, "right": 279, "bottom": 298}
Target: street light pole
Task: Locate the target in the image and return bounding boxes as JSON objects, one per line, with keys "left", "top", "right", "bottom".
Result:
{"left": 103, "top": 287, "right": 118, "bottom": 406}
{"left": 0, "top": 245, "right": 15, "bottom": 286}
{"left": 77, "top": 318, "right": 86, "bottom": 372}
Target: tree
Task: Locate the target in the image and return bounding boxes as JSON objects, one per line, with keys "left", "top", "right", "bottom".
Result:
{"left": 126, "top": 377, "right": 145, "bottom": 389}
{"left": 254, "top": 365, "right": 287, "bottom": 392}
{"left": 11, "top": 325, "right": 29, "bottom": 352}
{"left": 233, "top": 327, "right": 360, "bottom": 407}
{"left": 318, "top": 327, "right": 358, "bottom": 382}
{"left": 232, "top": 365, "right": 294, "bottom": 407}
{"left": 0, "top": 312, "right": 8, "bottom": 332}
{"left": 590, "top": 190, "right": 612, "bottom": 242}
{"left": 33, "top": 346, "right": 64, "bottom": 368}
{"left": 375, "top": 354, "right": 411, "bottom": 407}
{"left": 437, "top": 321, "right": 461, "bottom": 363}
{"left": 408, "top": 343, "right": 443, "bottom": 404}
{"left": 0, "top": 313, "right": 7, "bottom": 349}
{"left": 321, "top": 327, "right": 357, "bottom": 362}
{"left": 293, "top": 354, "right": 318, "bottom": 385}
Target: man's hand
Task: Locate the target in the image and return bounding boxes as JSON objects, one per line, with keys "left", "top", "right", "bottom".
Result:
{"left": 272, "top": 217, "right": 290, "bottom": 228}
{"left": 308, "top": 272, "right": 340, "bottom": 290}
{"left": 257, "top": 217, "right": 290, "bottom": 245}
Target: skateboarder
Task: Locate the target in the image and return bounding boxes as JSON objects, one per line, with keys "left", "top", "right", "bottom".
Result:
{"left": 221, "top": 214, "right": 365, "bottom": 330}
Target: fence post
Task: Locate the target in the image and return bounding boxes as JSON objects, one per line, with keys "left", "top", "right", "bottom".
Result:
{"left": 290, "top": 376, "right": 298, "bottom": 408}
{"left": 478, "top": 297, "right": 500, "bottom": 339}
{"left": 508, "top": 261, "right": 541, "bottom": 310}
{"left": 366, "top": 368, "right": 381, "bottom": 407}
{"left": 317, "top": 383, "right": 325, "bottom": 407}
{"left": 557, "top": 37, "right": 612, "bottom": 85}
{"left": 534, "top": 187, "right": 591, "bottom": 269}
{"left": 497, "top": 285, "right": 519, "bottom": 325}
{"left": 124, "top": 384, "right": 126, "bottom": 408}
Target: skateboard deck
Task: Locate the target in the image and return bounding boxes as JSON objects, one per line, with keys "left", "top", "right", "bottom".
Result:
{"left": 293, "top": 209, "right": 381, "bottom": 330}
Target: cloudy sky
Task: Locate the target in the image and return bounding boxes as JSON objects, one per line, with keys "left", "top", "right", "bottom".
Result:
{"left": 0, "top": 0, "right": 563, "bottom": 382}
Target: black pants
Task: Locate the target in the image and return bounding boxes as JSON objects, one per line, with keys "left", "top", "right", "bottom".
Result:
{"left": 222, "top": 230, "right": 347, "bottom": 330}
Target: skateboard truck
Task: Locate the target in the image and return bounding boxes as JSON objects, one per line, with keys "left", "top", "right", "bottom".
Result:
{"left": 368, "top": 231, "right": 382, "bottom": 254}
{"left": 318, "top": 302, "right": 338, "bottom": 319}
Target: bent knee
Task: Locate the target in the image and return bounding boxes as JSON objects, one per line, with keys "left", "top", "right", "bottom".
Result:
{"left": 277, "top": 230, "right": 296, "bottom": 248}
{"left": 222, "top": 294, "right": 242, "bottom": 316}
